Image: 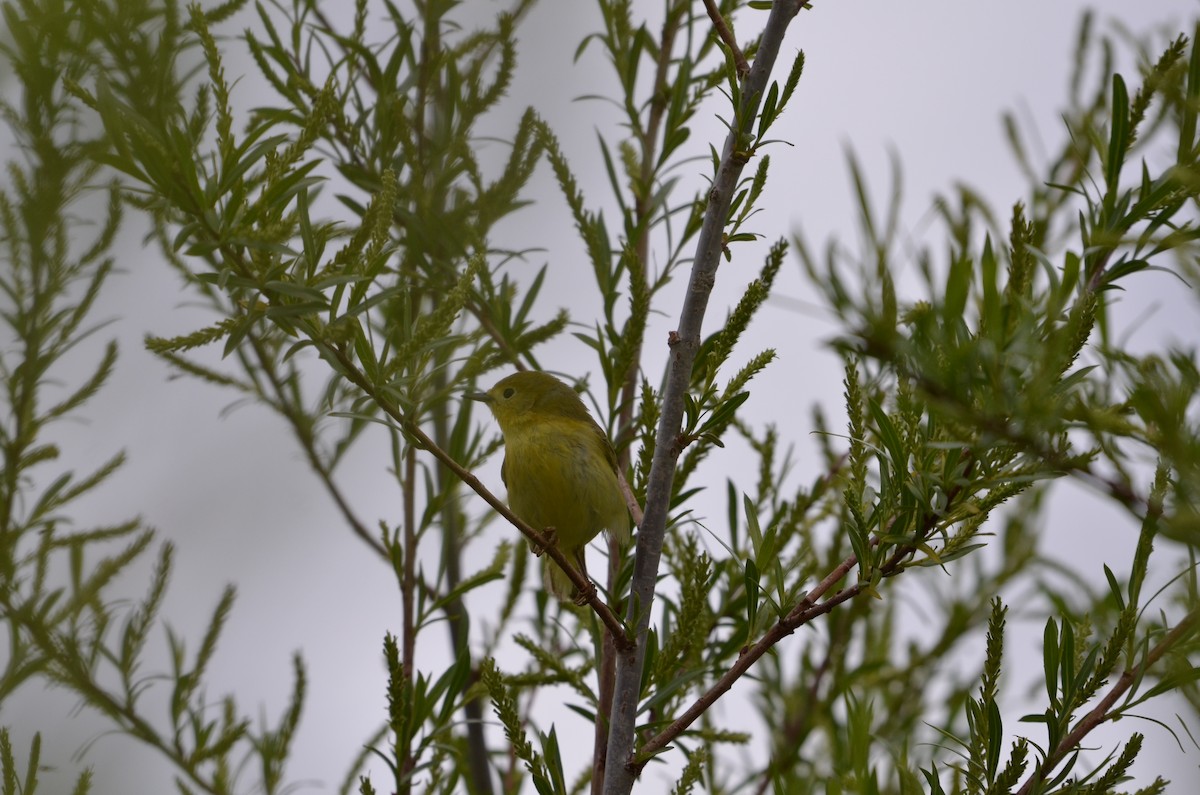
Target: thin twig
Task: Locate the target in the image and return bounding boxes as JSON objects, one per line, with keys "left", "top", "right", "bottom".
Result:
{"left": 244, "top": 336, "right": 389, "bottom": 559}
{"left": 617, "top": 470, "right": 645, "bottom": 528}
{"left": 4, "top": 592, "right": 225, "bottom": 795}
{"left": 751, "top": 603, "right": 844, "bottom": 795}
{"left": 593, "top": 8, "right": 680, "bottom": 784}
{"left": 433, "top": 385, "right": 495, "bottom": 795}
{"left": 592, "top": 623, "right": 619, "bottom": 795}
{"left": 400, "top": 444, "right": 418, "bottom": 791}
{"left": 637, "top": 544, "right": 867, "bottom": 764}
{"left": 638, "top": 459, "right": 972, "bottom": 763}
{"left": 702, "top": 0, "right": 749, "bottom": 78}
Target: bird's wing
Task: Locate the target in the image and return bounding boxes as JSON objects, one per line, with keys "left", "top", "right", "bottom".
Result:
{"left": 590, "top": 419, "right": 620, "bottom": 473}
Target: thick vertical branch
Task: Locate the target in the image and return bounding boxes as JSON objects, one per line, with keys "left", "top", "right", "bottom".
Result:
{"left": 601, "top": 3, "right": 806, "bottom": 793}
{"left": 595, "top": 9, "right": 684, "bottom": 795}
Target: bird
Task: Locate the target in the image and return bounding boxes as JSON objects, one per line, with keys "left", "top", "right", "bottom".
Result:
{"left": 467, "top": 371, "right": 631, "bottom": 602}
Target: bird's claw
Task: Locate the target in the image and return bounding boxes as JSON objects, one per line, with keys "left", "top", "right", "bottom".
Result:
{"left": 572, "top": 580, "right": 597, "bottom": 606}
{"left": 530, "top": 527, "right": 557, "bottom": 556}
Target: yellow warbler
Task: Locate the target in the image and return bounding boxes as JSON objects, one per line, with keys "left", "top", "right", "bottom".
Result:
{"left": 467, "top": 371, "right": 630, "bottom": 601}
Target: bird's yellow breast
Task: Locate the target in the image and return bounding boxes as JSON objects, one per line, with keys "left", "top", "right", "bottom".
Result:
{"left": 501, "top": 417, "right": 627, "bottom": 549}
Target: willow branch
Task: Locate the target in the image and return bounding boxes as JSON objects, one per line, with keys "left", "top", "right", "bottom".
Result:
{"left": 637, "top": 540, "right": 867, "bottom": 761}
{"left": 601, "top": 5, "right": 809, "bottom": 787}
{"left": 638, "top": 455, "right": 968, "bottom": 761}
{"left": 3, "top": 590, "right": 227, "bottom": 795}
{"left": 702, "top": 0, "right": 749, "bottom": 78}
{"left": 1015, "top": 608, "right": 1200, "bottom": 795}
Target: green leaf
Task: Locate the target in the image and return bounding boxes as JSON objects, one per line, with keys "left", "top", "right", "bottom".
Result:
{"left": 986, "top": 699, "right": 1003, "bottom": 777}
{"left": 868, "top": 399, "right": 906, "bottom": 477}
{"left": 1178, "top": 23, "right": 1200, "bottom": 162}
{"left": 1044, "top": 618, "right": 1060, "bottom": 705}
{"left": 943, "top": 254, "right": 971, "bottom": 325}
{"left": 744, "top": 557, "right": 760, "bottom": 639}
{"left": 1060, "top": 620, "right": 1075, "bottom": 700}
{"left": 1105, "top": 73, "right": 1130, "bottom": 198}
{"left": 1103, "top": 564, "right": 1125, "bottom": 611}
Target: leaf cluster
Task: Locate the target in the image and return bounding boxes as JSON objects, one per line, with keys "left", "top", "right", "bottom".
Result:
{"left": 2, "top": 2, "right": 1198, "bottom": 794}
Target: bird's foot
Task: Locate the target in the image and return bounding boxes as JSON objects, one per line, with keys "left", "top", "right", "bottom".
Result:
{"left": 530, "top": 527, "right": 557, "bottom": 556}
{"left": 572, "top": 579, "right": 597, "bottom": 606}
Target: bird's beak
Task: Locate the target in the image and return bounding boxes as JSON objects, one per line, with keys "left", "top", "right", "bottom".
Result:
{"left": 464, "top": 390, "right": 492, "bottom": 403}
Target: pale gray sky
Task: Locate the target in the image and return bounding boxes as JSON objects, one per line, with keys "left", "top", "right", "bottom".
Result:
{"left": 4, "top": 1, "right": 1198, "bottom": 792}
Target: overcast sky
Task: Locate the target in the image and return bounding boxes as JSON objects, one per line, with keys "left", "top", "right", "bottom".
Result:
{"left": 4, "top": 1, "right": 1198, "bottom": 792}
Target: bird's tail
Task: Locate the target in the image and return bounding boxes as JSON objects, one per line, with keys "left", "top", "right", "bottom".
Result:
{"left": 544, "top": 546, "right": 589, "bottom": 601}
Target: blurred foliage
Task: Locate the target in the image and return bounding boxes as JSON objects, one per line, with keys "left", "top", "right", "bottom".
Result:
{"left": 0, "top": 1, "right": 1197, "bottom": 794}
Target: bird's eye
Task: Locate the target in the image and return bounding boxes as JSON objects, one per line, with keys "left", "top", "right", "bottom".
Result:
{"left": 502, "top": 387, "right": 515, "bottom": 399}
